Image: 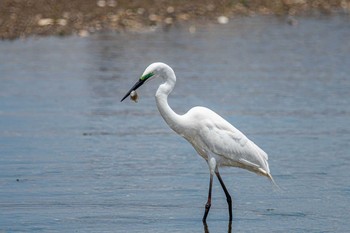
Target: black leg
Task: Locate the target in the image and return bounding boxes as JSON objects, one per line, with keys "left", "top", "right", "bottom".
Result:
{"left": 215, "top": 170, "right": 232, "bottom": 222}
{"left": 202, "top": 173, "right": 213, "bottom": 223}
{"left": 228, "top": 221, "right": 232, "bottom": 233}
{"left": 203, "top": 221, "right": 209, "bottom": 233}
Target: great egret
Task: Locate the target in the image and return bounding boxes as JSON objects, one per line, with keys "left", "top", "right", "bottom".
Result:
{"left": 121, "top": 62, "right": 275, "bottom": 222}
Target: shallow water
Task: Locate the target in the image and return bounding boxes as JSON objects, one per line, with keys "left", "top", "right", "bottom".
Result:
{"left": 1, "top": 16, "right": 350, "bottom": 232}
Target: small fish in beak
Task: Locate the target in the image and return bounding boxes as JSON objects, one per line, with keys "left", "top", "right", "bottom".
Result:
{"left": 130, "top": 90, "right": 138, "bottom": 103}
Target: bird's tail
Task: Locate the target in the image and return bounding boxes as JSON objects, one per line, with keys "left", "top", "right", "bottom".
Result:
{"left": 267, "top": 173, "right": 282, "bottom": 191}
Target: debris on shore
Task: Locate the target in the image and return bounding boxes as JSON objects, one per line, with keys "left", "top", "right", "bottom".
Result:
{"left": 0, "top": 0, "right": 349, "bottom": 40}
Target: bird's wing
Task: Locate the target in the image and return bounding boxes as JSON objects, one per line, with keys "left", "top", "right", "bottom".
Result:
{"left": 198, "top": 117, "right": 270, "bottom": 176}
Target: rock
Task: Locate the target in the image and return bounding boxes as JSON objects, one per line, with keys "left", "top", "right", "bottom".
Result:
{"left": 97, "top": 0, "right": 106, "bottom": 7}
{"left": 217, "top": 16, "right": 229, "bottom": 24}
{"left": 167, "top": 6, "right": 175, "bottom": 13}
{"left": 78, "top": 30, "right": 89, "bottom": 37}
{"left": 149, "top": 14, "right": 159, "bottom": 22}
{"left": 57, "top": 19, "right": 68, "bottom": 26}
{"left": 38, "top": 18, "right": 54, "bottom": 26}
{"left": 164, "top": 17, "right": 173, "bottom": 24}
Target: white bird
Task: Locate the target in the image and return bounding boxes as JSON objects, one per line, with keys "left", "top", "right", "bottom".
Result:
{"left": 121, "top": 62, "right": 275, "bottom": 222}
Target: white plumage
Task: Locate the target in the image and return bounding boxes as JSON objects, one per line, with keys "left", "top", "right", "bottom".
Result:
{"left": 184, "top": 106, "right": 270, "bottom": 175}
{"left": 121, "top": 62, "right": 275, "bottom": 222}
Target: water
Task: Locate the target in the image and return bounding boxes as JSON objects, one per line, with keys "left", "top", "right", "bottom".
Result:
{"left": 1, "top": 16, "right": 350, "bottom": 232}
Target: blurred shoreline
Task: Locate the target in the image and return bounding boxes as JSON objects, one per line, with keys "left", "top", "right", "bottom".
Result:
{"left": 1, "top": 0, "right": 349, "bottom": 40}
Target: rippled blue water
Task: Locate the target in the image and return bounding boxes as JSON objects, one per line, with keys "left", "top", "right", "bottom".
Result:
{"left": 1, "top": 16, "right": 350, "bottom": 232}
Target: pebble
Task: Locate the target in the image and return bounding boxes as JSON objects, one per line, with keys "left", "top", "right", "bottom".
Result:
{"left": 137, "top": 8, "right": 145, "bottom": 15}
{"left": 38, "top": 18, "right": 54, "bottom": 26}
{"left": 78, "top": 30, "right": 89, "bottom": 37}
{"left": 107, "top": 0, "right": 117, "bottom": 7}
{"left": 164, "top": 17, "right": 173, "bottom": 24}
{"left": 167, "top": 6, "right": 175, "bottom": 13}
{"left": 97, "top": 0, "right": 106, "bottom": 7}
{"left": 217, "top": 16, "right": 229, "bottom": 24}
{"left": 57, "top": 19, "right": 67, "bottom": 26}
{"left": 149, "top": 14, "right": 159, "bottom": 22}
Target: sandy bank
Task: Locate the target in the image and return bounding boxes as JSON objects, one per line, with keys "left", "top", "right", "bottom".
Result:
{"left": 1, "top": 0, "right": 349, "bottom": 40}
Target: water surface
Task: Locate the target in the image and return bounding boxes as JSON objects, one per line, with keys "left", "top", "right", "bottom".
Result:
{"left": 1, "top": 16, "right": 350, "bottom": 232}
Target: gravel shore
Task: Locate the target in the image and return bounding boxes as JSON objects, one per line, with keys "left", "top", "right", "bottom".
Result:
{"left": 1, "top": 0, "right": 349, "bottom": 40}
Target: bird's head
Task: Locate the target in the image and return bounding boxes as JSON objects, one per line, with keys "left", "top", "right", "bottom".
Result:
{"left": 120, "top": 62, "right": 171, "bottom": 102}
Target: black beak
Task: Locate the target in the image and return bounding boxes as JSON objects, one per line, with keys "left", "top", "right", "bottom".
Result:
{"left": 120, "top": 79, "right": 145, "bottom": 102}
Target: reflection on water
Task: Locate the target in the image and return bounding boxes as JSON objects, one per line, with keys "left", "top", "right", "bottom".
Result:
{"left": 1, "top": 16, "right": 350, "bottom": 232}
{"left": 204, "top": 222, "right": 232, "bottom": 233}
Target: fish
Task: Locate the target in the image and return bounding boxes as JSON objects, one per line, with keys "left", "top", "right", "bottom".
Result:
{"left": 130, "top": 90, "right": 138, "bottom": 103}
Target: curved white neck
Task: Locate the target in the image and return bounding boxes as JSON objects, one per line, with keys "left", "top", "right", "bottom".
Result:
{"left": 155, "top": 71, "right": 184, "bottom": 135}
